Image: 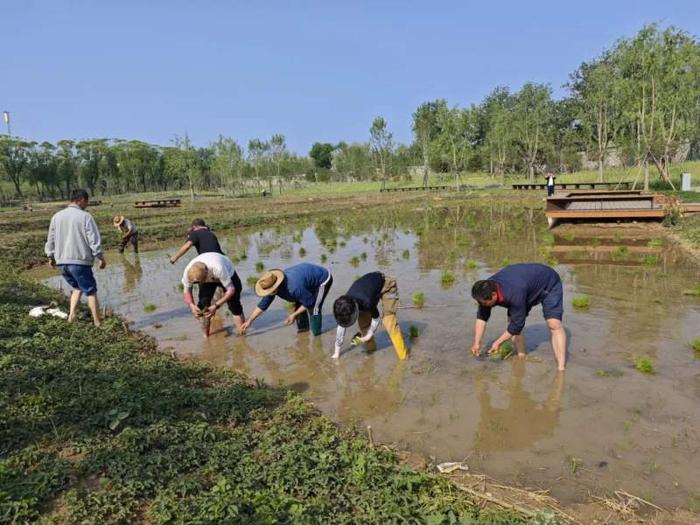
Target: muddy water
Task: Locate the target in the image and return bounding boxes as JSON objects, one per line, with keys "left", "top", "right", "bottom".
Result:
{"left": 35, "top": 204, "right": 700, "bottom": 509}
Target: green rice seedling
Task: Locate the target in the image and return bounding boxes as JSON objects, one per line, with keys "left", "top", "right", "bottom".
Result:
{"left": 501, "top": 257, "right": 512, "bottom": 267}
{"left": 547, "top": 256, "right": 559, "bottom": 266}
{"left": 240, "top": 250, "right": 248, "bottom": 260}
{"left": 490, "top": 341, "right": 513, "bottom": 361}
{"left": 634, "top": 356, "right": 656, "bottom": 375}
{"left": 231, "top": 256, "right": 241, "bottom": 264}
{"left": 611, "top": 245, "right": 629, "bottom": 258}
{"left": 691, "top": 338, "right": 700, "bottom": 358}
{"left": 328, "top": 246, "right": 335, "bottom": 254}
{"left": 595, "top": 369, "right": 624, "bottom": 378}
{"left": 176, "top": 283, "right": 184, "bottom": 292}
{"left": 412, "top": 291, "right": 425, "bottom": 308}
{"left": 440, "top": 271, "right": 456, "bottom": 288}
{"left": 362, "top": 237, "right": 368, "bottom": 243}
{"left": 567, "top": 456, "right": 583, "bottom": 476}
{"left": 292, "top": 233, "right": 303, "bottom": 243}
{"left": 647, "top": 237, "right": 664, "bottom": 247}
{"left": 402, "top": 249, "right": 410, "bottom": 260}
{"left": 571, "top": 295, "right": 590, "bottom": 309}
{"left": 320, "top": 253, "right": 328, "bottom": 263}
{"left": 298, "top": 247, "right": 307, "bottom": 257}
{"left": 246, "top": 276, "right": 258, "bottom": 288}
{"left": 339, "top": 241, "right": 347, "bottom": 248}
{"left": 360, "top": 252, "right": 367, "bottom": 261}
{"left": 409, "top": 325, "right": 420, "bottom": 338}
{"left": 255, "top": 261, "right": 265, "bottom": 272}
{"left": 144, "top": 304, "right": 157, "bottom": 313}
{"left": 682, "top": 283, "right": 700, "bottom": 296}
{"left": 349, "top": 256, "right": 360, "bottom": 267}
{"left": 640, "top": 254, "right": 659, "bottom": 266}
{"left": 466, "top": 259, "right": 478, "bottom": 270}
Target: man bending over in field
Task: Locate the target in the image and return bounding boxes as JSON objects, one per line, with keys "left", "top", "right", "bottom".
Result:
{"left": 332, "top": 272, "right": 407, "bottom": 360}
{"left": 181, "top": 252, "right": 245, "bottom": 338}
{"left": 170, "top": 219, "right": 223, "bottom": 264}
{"left": 470, "top": 263, "right": 566, "bottom": 371}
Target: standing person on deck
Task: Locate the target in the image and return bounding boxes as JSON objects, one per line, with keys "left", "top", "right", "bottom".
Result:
{"left": 169, "top": 219, "right": 223, "bottom": 264}
{"left": 181, "top": 252, "right": 245, "bottom": 338}
{"left": 240, "top": 263, "right": 333, "bottom": 336}
{"left": 545, "top": 173, "right": 556, "bottom": 196}
{"left": 45, "top": 189, "right": 106, "bottom": 326}
{"left": 332, "top": 271, "right": 407, "bottom": 360}
{"left": 470, "top": 263, "right": 566, "bottom": 371}
{"left": 113, "top": 216, "right": 139, "bottom": 253}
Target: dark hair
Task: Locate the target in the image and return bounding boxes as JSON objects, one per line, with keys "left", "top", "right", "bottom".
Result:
{"left": 191, "top": 218, "right": 207, "bottom": 227}
{"left": 471, "top": 280, "right": 497, "bottom": 301}
{"left": 333, "top": 295, "right": 358, "bottom": 327}
{"left": 71, "top": 189, "right": 89, "bottom": 202}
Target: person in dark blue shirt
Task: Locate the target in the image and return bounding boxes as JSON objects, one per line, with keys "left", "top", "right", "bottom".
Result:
{"left": 470, "top": 263, "right": 566, "bottom": 371}
{"left": 240, "top": 263, "right": 333, "bottom": 336}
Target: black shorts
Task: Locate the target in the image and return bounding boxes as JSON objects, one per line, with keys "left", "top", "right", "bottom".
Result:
{"left": 197, "top": 272, "right": 243, "bottom": 316}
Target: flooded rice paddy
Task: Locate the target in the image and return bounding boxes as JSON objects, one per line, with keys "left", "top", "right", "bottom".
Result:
{"left": 37, "top": 203, "right": 700, "bottom": 509}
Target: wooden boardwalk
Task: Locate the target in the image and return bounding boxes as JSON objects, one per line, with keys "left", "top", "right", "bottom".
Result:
{"left": 545, "top": 191, "right": 665, "bottom": 227}
{"left": 134, "top": 198, "right": 181, "bottom": 208}
{"left": 514, "top": 181, "right": 633, "bottom": 191}
{"left": 380, "top": 185, "right": 452, "bottom": 192}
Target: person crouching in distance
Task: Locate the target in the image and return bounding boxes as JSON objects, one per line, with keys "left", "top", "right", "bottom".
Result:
{"left": 181, "top": 252, "right": 245, "bottom": 338}
{"left": 333, "top": 272, "right": 407, "bottom": 360}
{"left": 470, "top": 263, "right": 566, "bottom": 371}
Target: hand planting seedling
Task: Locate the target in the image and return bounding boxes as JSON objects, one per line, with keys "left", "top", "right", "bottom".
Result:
{"left": 489, "top": 340, "right": 514, "bottom": 361}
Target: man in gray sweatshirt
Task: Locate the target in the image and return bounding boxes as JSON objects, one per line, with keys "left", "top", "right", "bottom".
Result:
{"left": 45, "top": 189, "right": 106, "bottom": 326}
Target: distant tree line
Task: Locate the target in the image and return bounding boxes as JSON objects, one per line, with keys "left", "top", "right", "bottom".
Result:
{"left": 2, "top": 24, "right": 699, "bottom": 198}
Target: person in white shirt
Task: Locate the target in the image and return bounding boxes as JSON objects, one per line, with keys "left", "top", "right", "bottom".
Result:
{"left": 181, "top": 252, "right": 245, "bottom": 337}
{"left": 545, "top": 173, "right": 556, "bottom": 196}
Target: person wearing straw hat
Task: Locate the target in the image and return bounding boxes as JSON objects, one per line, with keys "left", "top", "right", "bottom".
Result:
{"left": 332, "top": 272, "right": 407, "bottom": 360}
{"left": 239, "top": 263, "right": 333, "bottom": 336}
{"left": 113, "top": 215, "right": 139, "bottom": 253}
{"left": 181, "top": 252, "right": 245, "bottom": 338}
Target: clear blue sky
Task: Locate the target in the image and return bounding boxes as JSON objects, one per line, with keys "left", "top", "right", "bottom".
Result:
{"left": 2, "top": 1, "right": 698, "bottom": 154}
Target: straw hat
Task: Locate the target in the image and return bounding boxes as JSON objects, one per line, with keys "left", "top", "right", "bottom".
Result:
{"left": 113, "top": 215, "right": 125, "bottom": 226}
{"left": 186, "top": 262, "right": 208, "bottom": 283}
{"left": 255, "top": 269, "right": 285, "bottom": 297}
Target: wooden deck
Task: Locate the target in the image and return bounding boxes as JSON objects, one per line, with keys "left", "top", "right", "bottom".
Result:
{"left": 514, "top": 181, "right": 633, "bottom": 190}
{"left": 134, "top": 199, "right": 181, "bottom": 208}
{"left": 545, "top": 191, "right": 664, "bottom": 227}
{"left": 380, "top": 185, "right": 452, "bottom": 192}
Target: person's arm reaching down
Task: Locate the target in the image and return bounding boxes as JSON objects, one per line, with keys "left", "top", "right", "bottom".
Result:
{"left": 170, "top": 241, "right": 193, "bottom": 264}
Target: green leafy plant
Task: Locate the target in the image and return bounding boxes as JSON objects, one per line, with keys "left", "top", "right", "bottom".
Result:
{"left": 466, "top": 259, "right": 478, "bottom": 270}
{"left": 571, "top": 295, "right": 590, "bottom": 309}
{"left": 490, "top": 341, "right": 514, "bottom": 361}
{"left": 634, "top": 356, "right": 656, "bottom": 375}
{"left": 349, "top": 256, "right": 360, "bottom": 267}
{"left": 255, "top": 261, "right": 265, "bottom": 272}
{"left": 412, "top": 292, "right": 425, "bottom": 308}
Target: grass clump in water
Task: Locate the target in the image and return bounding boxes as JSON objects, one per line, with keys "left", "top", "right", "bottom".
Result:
{"left": 640, "top": 254, "right": 659, "bottom": 266}
{"left": 402, "top": 249, "right": 410, "bottom": 260}
{"left": 691, "top": 338, "right": 700, "bottom": 358}
{"left": 349, "top": 256, "right": 360, "bottom": 267}
{"left": 647, "top": 237, "right": 664, "bottom": 247}
{"left": 298, "top": 247, "right": 307, "bottom": 257}
{"left": 320, "top": 253, "right": 328, "bottom": 264}
{"left": 144, "top": 303, "right": 157, "bottom": 313}
{"left": 412, "top": 291, "right": 425, "bottom": 308}
{"left": 176, "top": 282, "right": 184, "bottom": 292}
{"left": 634, "top": 356, "right": 656, "bottom": 375}
{"left": 682, "top": 283, "right": 700, "bottom": 296}
{"left": 360, "top": 252, "right": 367, "bottom": 261}
{"left": 466, "top": 259, "right": 478, "bottom": 270}
{"left": 246, "top": 276, "right": 258, "bottom": 288}
{"left": 571, "top": 295, "right": 590, "bottom": 309}
{"left": 255, "top": 261, "right": 265, "bottom": 272}
{"left": 409, "top": 325, "right": 420, "bottom": 338}
{"left": 440, "top": 271, "right": 456, "bottom": 288}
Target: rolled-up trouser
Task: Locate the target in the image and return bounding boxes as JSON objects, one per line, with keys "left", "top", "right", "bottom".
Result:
{"left": 357, "top": 275, "right": 408, "bottom": 360}
{"left": 119, "top": 231, "right": 139, "bottom": 253}
{"left": 296, "top": 274, "right": 333, "bottom": 336}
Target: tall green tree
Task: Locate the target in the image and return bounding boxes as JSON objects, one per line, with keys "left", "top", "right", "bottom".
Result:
{"left": 211, "top": 136, "right": 244, "bottom": 195}
{"left": 412, "top": 100, "right": 447, "bottom": 187}
{"left": 309, "top": 142, "right": 335, "bottom": 170}
{"left": 0, "top": 137, "right": 33, "bottom": 197}
{"left": 369, "top": 116, "right": 394, "bottom": 189}
{"left": 511, "top": 83, "right": 555, "bottom": 180}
